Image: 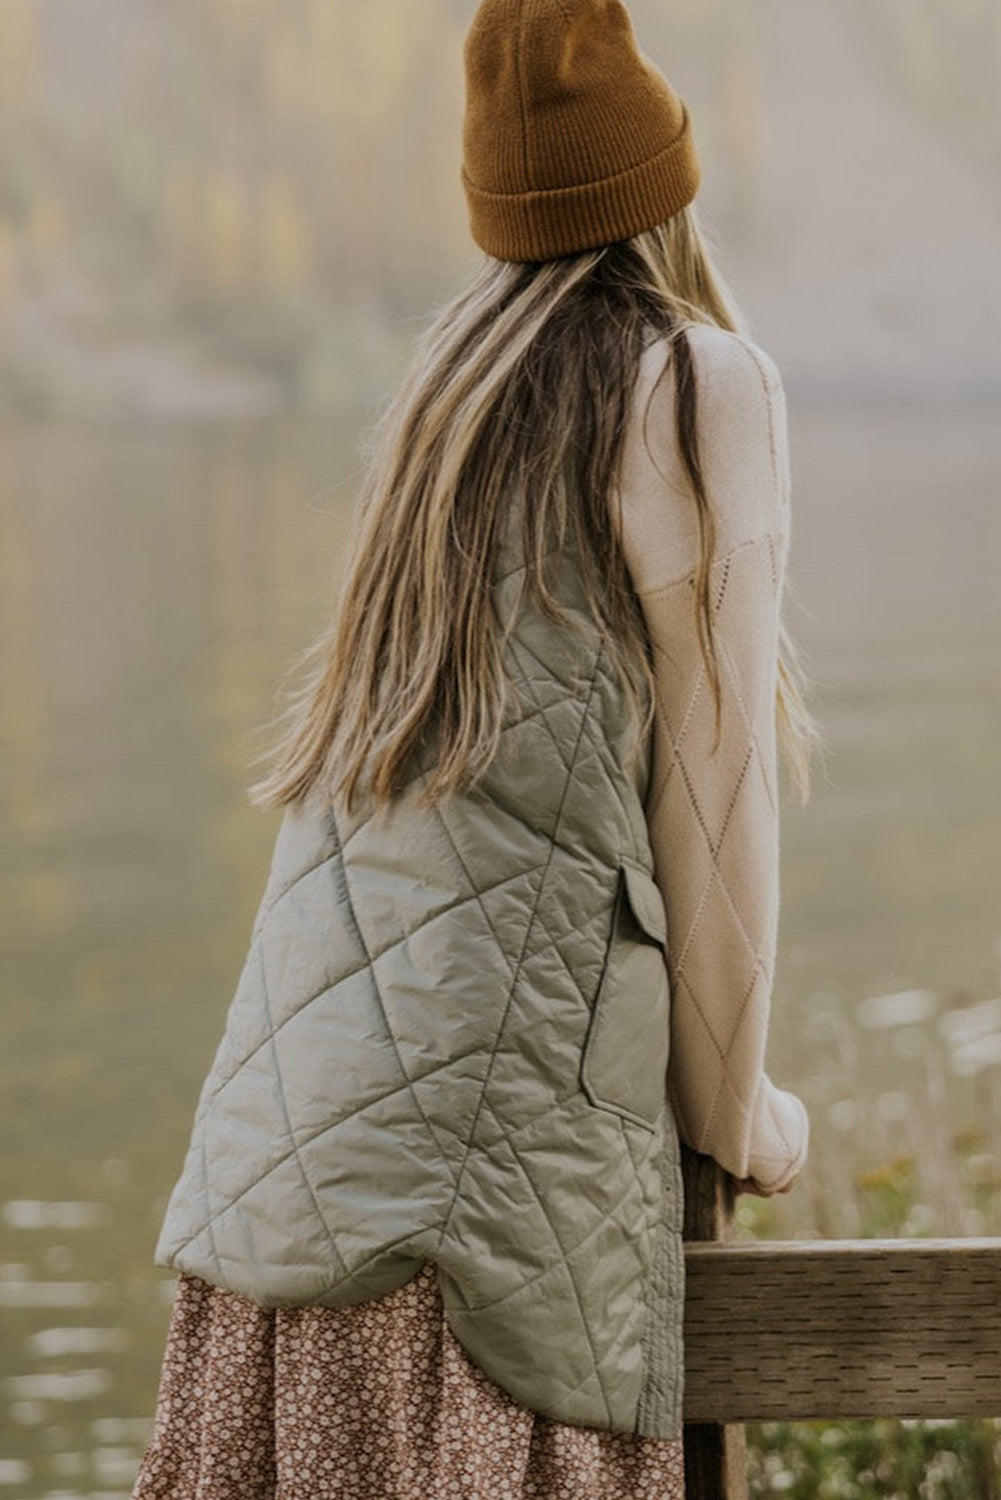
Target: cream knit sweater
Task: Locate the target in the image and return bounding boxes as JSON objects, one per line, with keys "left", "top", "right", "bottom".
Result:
{"left": 614, "top": 323, "right": 810, "bottom": 1194}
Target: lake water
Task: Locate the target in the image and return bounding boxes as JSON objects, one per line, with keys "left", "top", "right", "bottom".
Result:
{"left": 1, "top": 402, "right": 999, "bottom": 1493}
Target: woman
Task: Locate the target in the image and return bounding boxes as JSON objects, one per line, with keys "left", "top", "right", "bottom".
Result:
{"left": 132, "top": 1, "right": 819, "bottom": 1496}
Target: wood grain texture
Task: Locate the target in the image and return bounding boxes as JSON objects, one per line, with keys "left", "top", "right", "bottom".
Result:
{"left": 682, "top": 1236, "right": 1001, "bottom": 1422}
{"left": 681, "top": 1145, "right": 748, "bottom": 1500}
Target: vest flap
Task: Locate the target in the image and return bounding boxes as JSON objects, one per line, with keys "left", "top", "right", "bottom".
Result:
{"left": 619, "top": 857, "right": 667, "bottom": 946}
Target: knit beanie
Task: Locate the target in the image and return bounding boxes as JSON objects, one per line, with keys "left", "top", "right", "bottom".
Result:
{"left": 461, "top": 0, "right": 701, "bottom": 263}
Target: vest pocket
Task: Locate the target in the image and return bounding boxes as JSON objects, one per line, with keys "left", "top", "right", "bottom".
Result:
{"left": 579, "top": 857, "right": 671, "bottom": 1131}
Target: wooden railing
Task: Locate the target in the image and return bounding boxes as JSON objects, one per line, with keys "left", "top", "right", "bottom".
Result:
{"left": 679, "top": 1146, "right": 1001, "bottom": 1500}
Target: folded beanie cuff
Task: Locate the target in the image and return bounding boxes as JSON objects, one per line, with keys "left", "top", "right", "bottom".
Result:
{"left": 463, "top": 106, "right": 701, "bottom": 263}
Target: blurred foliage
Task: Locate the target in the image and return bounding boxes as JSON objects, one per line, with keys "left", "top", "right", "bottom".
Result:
{"left": 871, "top": 0, "right": 1001, "bottom": 128}
{"left": 735, "top": 1021, "right": 1001, "bottom": 1492}
{"left": 0, "top": 0, "right": 473, "bottom": 407}
{"left": 855, "top": 1151, "right": 919, "bottom": 1237}
{"left": 0, "top": 0, "right": 999, "bottom": 410}
{"left": 747, "top": 1417, "right": 1001, "bottom": 1500}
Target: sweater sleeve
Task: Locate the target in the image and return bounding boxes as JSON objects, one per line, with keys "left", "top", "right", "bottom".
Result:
{"left": 612, "top": 324, "right": 809, "bottom": 1192}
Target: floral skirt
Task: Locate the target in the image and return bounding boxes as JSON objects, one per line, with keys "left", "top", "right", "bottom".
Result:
{"left": 131, "top": 1259, "right": 685, "bottom": 1500}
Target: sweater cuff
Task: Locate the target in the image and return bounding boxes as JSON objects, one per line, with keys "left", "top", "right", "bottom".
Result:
{"left": 745, "top": 1076, "right": 810, "bottom": 1193}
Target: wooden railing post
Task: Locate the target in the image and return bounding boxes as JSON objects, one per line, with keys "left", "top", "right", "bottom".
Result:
{"left": 676, "top": 1143, "right": 1001, "bottom": 1496}
{"left": 681, "top": 1145, "right": 748, "bottom": 1500}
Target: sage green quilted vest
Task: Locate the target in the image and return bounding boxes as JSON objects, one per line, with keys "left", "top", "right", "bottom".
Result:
{"left": 154, "top": 488, "right": 686, "bottom": 1440}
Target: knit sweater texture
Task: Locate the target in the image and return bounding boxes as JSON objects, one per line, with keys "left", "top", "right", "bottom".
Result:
{"left": 615, "top": 323, "right": 809, "bottom": 1191}
{"left": 461, "top": 0, "right": 700, "bottom": 260}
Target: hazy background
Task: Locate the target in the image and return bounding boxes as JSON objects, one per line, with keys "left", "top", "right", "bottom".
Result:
{"left": 1, "top": 1, "right": 1000, "bottom": 1494}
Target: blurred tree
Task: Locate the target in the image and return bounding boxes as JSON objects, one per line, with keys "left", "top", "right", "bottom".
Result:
{"left": 2, "top": 0, "right": 997, "bottom": 408}
{"left": 258, "top": 174, "right": 313, "bottom": 291}
{"left": 0, "top": 219, "right": 18, "bottom": 311}
{"left": 0, "top": 2, "right": 37, "bottom": 112}
{"left": 203, "top": 170, "right": 251, "bottom": 293}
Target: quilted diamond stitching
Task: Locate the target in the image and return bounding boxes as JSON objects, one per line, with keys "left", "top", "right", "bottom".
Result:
{"left": 486, "top": 1123, "right": 615, "bottom": 1426}
{"left": 433, "top": 642, "right": 606, "bottom": 1257}
{"left": 475, "top": 1102, "right": 644, "bottom": 1296}
{"left": 505, "top": 637, "right": 575, "bottom": 776}
{"left": 578, "top": 714, "right": 642, "bottom": 840}
{"left": 260, "top": 950, "right": 351, "bottom": 1279}
{"left": 523, "top": 903, "right": 598, "bottom": 1003}
{"left": 177, "top": 633, "right": 657, "bottom": 1266}
{"left": 332, "top": 705, "right": 579, "bottom": 865}
{"left": 167, "top": 1050, "right": 496, "bottom": 1260}
{"left": 251, "top": 848, "right": 337, "bottom": 942}
{"left": 430, "top": 793, "right": 538, "bottom": 990}
{"left": 171, "top": 641, "right": 615, "bottom": 1263}
{"left": 198, "top": 1132, "right": 222, "bottom": 1282}
{"left": 158, "top": 492, "right": 689, "bottom": 1434}
{"left": 204, "top": 863, "right": 549, "bottom": 1103}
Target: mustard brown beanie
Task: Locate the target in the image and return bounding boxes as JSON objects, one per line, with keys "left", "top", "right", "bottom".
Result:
{"left": 461, "top": 0, "right": 701, "bottom": 263}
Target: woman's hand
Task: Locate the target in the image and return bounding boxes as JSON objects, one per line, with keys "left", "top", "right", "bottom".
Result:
{"left": 733, "top": 1171, "right": 798, "bottom": 1197}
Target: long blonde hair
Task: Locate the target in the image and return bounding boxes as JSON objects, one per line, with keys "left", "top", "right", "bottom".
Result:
{"left": 246, "top": 202, "right": 822, "bottom": 815}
